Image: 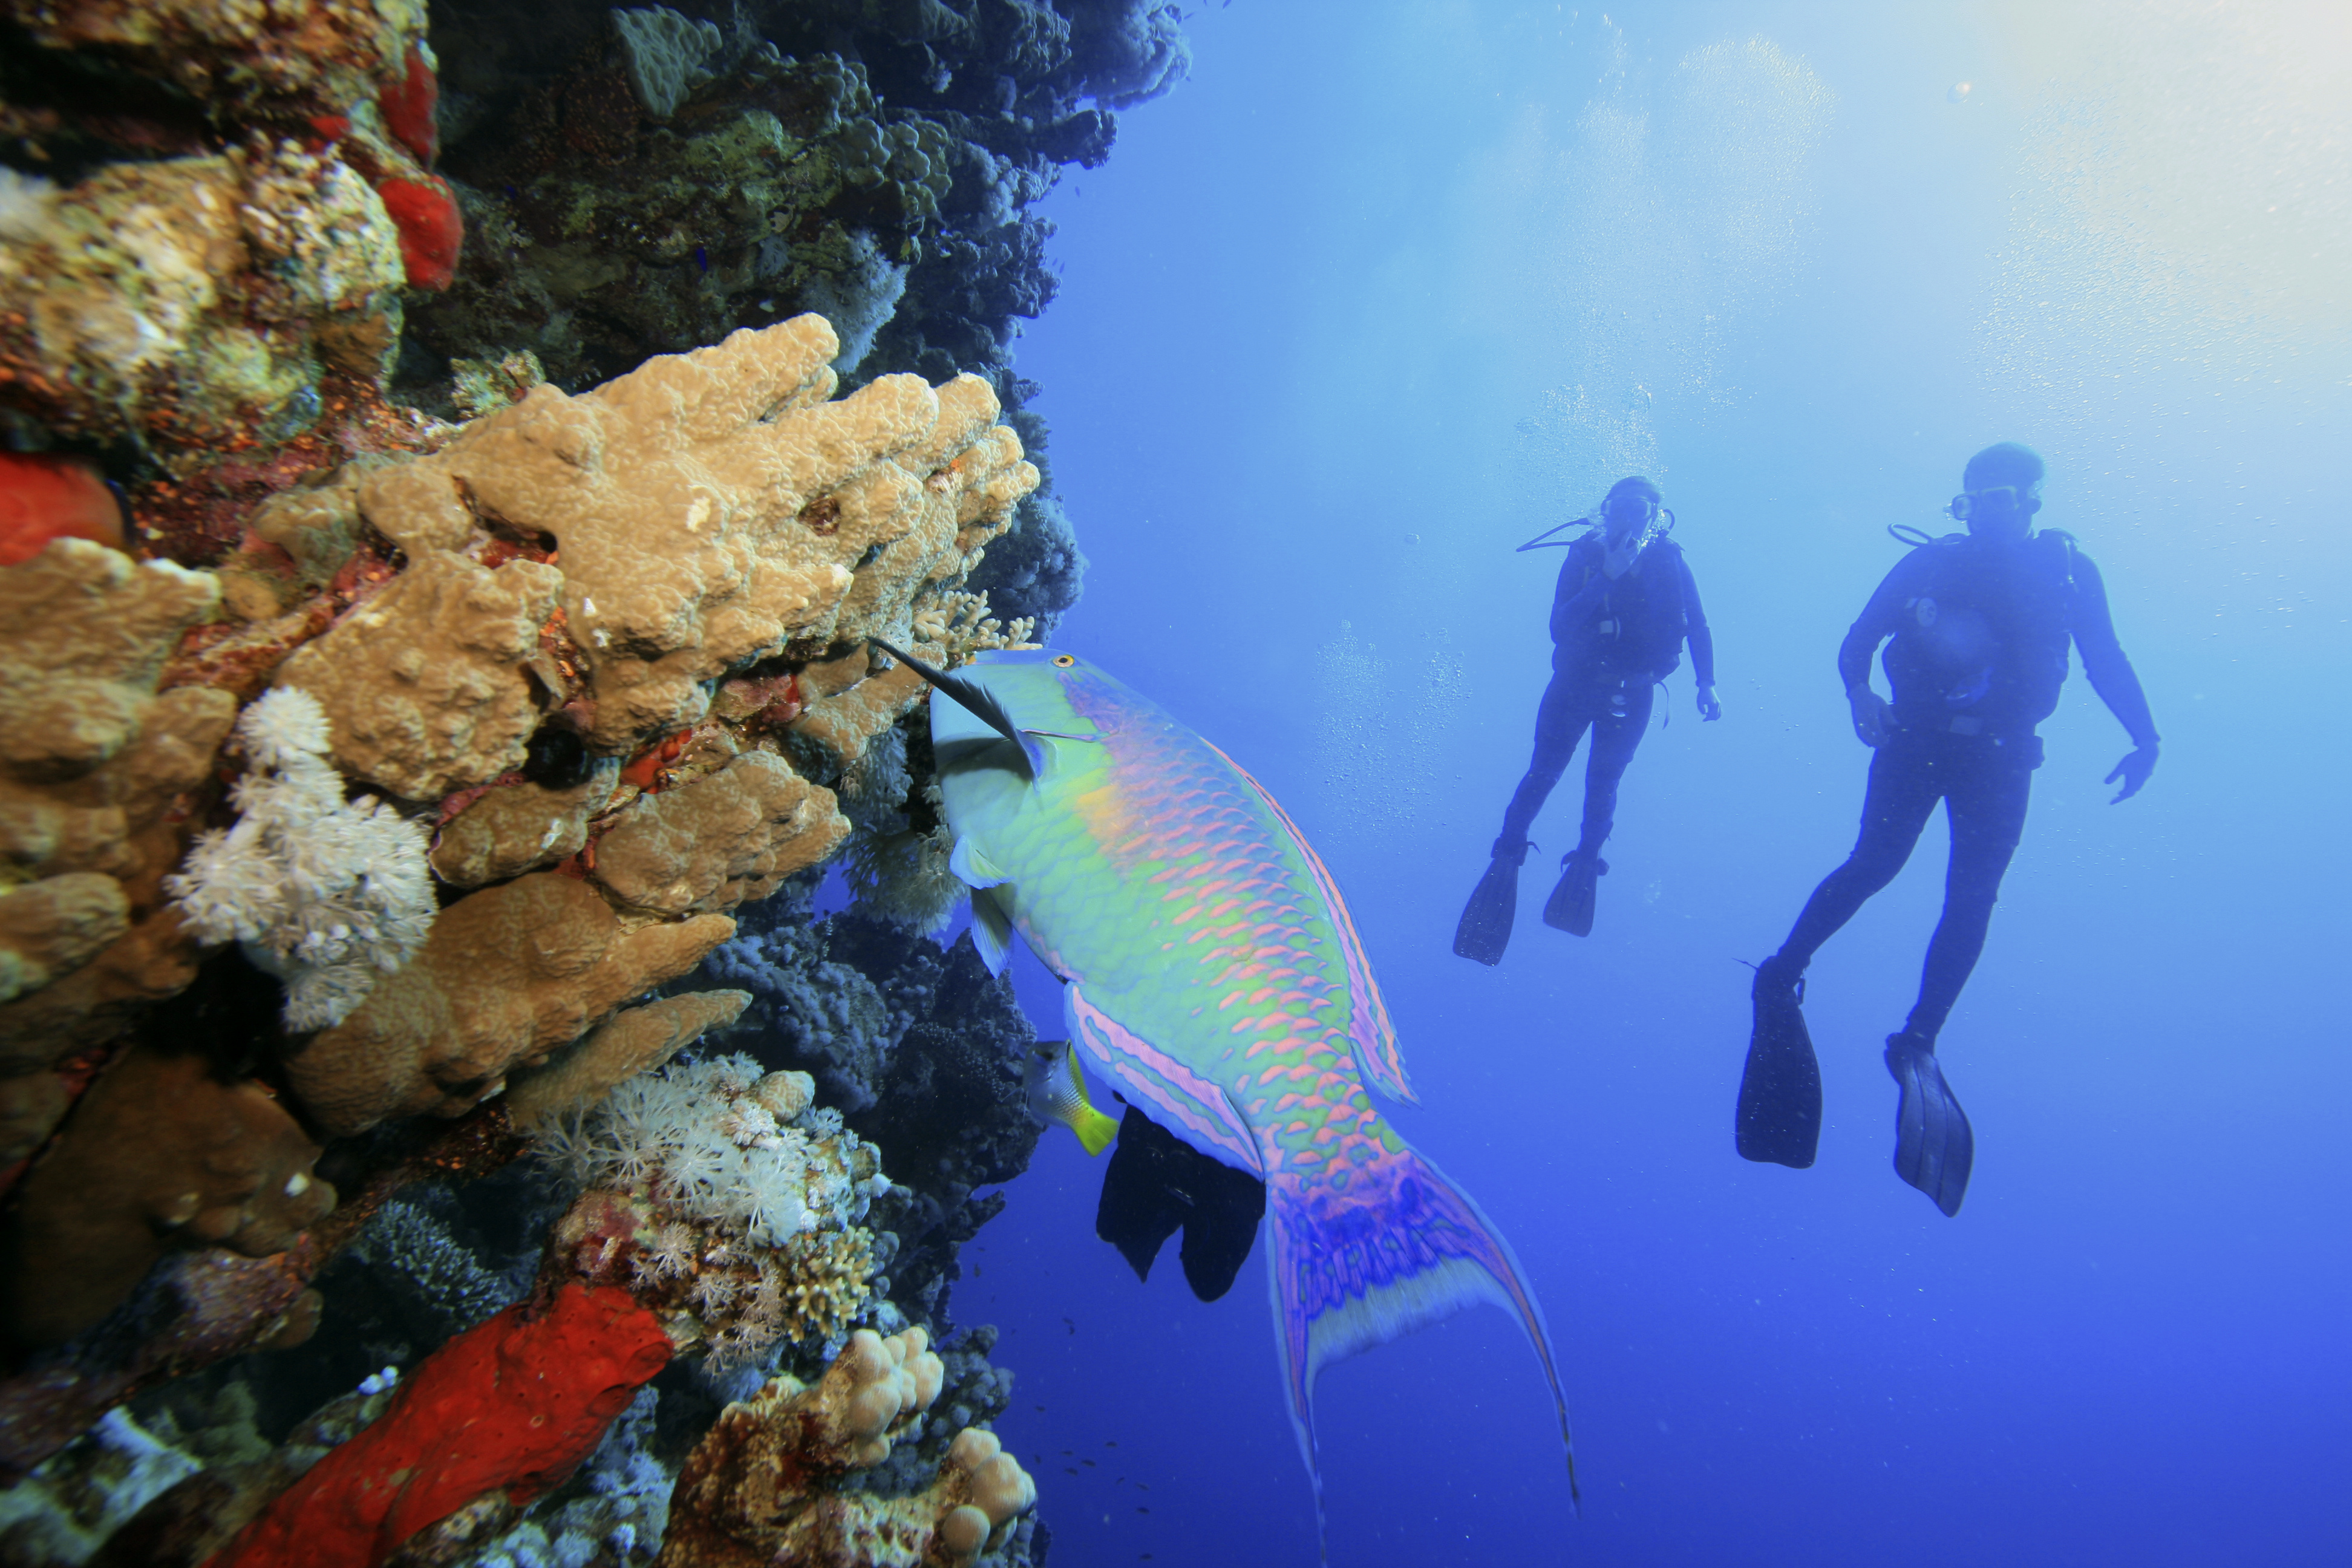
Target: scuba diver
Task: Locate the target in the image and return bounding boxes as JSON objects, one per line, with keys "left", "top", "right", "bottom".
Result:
{"left": 1455, "top": 475, "right": 1719, "bottom": 965}
{"left": 1736, "top": 442, "right": 2160, "bottom": 1216}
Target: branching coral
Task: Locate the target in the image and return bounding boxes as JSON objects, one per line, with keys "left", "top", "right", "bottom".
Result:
{"left": 655, "top": 1326, "right": 1037, "bottom": 1568}
{"left": 163, "top": 688, "right": 435, "bottom": 1031}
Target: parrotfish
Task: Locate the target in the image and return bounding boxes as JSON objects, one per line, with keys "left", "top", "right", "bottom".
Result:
{"left": 883, "top": 641, "right": 1576, "bottom": 1542}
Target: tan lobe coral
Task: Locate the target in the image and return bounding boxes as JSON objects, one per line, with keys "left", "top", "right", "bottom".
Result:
{"left": 591, "top": 751, "right": 849, "bottom": 916}
{"left": 273, "top": 552, "right": 566, "bottom": 800}
{"left": 655, "top": 1325, "right": 1036, "bottom": 1567}
{"left": 283, "top": 872, "right": 734, "bottom": 1137}
{"left": 506, "top": 988, "right": 751, "bottom": 1134}
{"left": 429, "top": 760, "right": 622, "bottom": 887}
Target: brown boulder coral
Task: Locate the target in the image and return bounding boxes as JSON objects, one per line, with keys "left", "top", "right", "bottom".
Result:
{"left": 656, "top": 1326, "right": 1037, "bottom": 1568}
{"left": 283, "top": 873, "right": 733, "bottom": 1138}
{"left": 0, "top": 1046, "right": 334, "bottom": 1350}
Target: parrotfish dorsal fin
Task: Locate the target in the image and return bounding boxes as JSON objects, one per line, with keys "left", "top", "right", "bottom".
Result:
{"left": 869, "top": 636, "right": 1037, "bottom": 774}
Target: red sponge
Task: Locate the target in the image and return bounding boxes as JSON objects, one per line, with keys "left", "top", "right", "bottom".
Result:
{"left": 208, "top": 1282, "right": 671, "bottom": 1567}
{"left": 379, "top": 42, "right": 440, "bottom": 166}
{"left": 376, "top": 174, "right": 463, "bottom": 292}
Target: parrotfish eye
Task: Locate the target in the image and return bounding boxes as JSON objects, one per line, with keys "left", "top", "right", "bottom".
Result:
{"left": 1053, "top": 654, "right": 1076, "bottom": 668}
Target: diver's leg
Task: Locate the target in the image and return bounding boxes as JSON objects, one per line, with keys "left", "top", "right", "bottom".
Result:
{"left": 1543, "top": 681, "right": 1653, "bottom": 936}
{"left": 1575, "top": 679, "right": 1653, "bottom": 857}
{"left": 1459, "top": 675, "right": 1596, "bottom": 963}
{"left": 1498, "top": 675, "right": 1597, "bottom": 852}
{"left": 1883, "top": 739, "right": 2033, "bottom": 1217}
{"left": 1771, "top": 737, "right": 1943, "bottom": 970}
{"left": 1902, "top": 740, "right": 2036, "bottom": 1042}
{"left": 1739, "top": 738, "right": 1942, "bottom": 1168}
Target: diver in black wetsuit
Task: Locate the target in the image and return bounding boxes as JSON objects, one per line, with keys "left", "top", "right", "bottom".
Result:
{"left": 1737, "top": 442, "right": 2160, "bottom": 1216}
{"left": 1455, "top": 476, "right": 1720, "bottom": 964}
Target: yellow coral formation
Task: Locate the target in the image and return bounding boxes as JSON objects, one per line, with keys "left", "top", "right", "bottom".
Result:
{"left": 273, "top": 551, "right": 566, "bottom": 800}
{"left": 347, "top": 313, "right": 1039, "bottom": 751}
{"left": 285, "top": 872, "right": 734, "bottom": 1136}
{"left": 592, "top": 751, "right": 849, "bottom": 916}
{"left": 656, "top": 1327, "right": 1037, "bottom": 1568}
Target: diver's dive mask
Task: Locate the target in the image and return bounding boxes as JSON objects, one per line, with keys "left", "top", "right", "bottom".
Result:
{"left": 1945, "top": 485, "right": 2037, "bottom": 523}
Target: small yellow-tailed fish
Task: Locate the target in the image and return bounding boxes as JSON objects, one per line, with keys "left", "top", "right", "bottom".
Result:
{"left": 1024, "top": 1039, "right": 1121, "bottom": 1156}
{"left": 875, "top": 641, "right": 1576, "bottom": 1554}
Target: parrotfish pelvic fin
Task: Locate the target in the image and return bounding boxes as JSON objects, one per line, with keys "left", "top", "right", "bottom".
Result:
{"left": 869, "top": 636, "right": 1041, "bottom": 774}
{"left": 969, "top": 887, "right": 1015, "bottom": 976}
{"left": 1265, "top": 1137, "right": 1579, "bottom": 1537}
{"left": 1065, "top": 982, "right": 1263, "bottom": 1178}
{"left": 949, "top": 837, "right": 1009, "bottom": 889}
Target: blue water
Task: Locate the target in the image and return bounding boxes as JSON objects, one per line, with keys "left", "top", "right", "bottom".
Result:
{"left": 942, "top": 5, "right": 2350, "bottom": 1565}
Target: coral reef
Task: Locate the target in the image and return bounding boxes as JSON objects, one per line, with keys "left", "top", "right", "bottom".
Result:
{"left": 284, "top": 871, "right": 734, "bottom": 1137}
{"left": 0, "top": 0, "right": 1195, "bottom": 1555}
{"left": 656, "top": 1325, "right": 1036, "bottom": 1568}
{"left": 0, "top": 1044, "right": 335, "bottom": 1348}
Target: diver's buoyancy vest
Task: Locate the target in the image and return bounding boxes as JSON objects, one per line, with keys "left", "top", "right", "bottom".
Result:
{"left": 1558, "top": 537, "right": 1690, "bottom": 677}
{"left": 1883, "top": 529, "right": 2077, "bottom": 734}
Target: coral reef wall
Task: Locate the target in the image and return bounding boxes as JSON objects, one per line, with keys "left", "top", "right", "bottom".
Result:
{"left": 0, "top": 2, "right": 1189, "bottom": 1563}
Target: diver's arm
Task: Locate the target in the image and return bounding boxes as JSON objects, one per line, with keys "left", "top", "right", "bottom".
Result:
{"left": 1677, "top": 552, "right": 1721, "bottom": 719}
{"left": 2069, "top": 551, "right": 2161, "bottom": 801}
{"left": 1837, "top": 561, "right": 1912, "bottom": 746}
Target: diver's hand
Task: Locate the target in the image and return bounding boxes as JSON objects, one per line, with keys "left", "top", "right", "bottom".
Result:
{"left": 1601, "top": 537, "right": 1638, "bottom": 580}
{"left": 1847, "top": 683, "right": 1890, "bottom": 747}
{"left": 1697, "top": 684, "right": 1722, "bottom": 722}
{"left": 2105, "top": 742, "right": 2158, "bottom": 803}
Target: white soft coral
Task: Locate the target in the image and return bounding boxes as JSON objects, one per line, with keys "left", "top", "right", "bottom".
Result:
{"left": 165, "top": 687, "right": 436, "bottom": 1030}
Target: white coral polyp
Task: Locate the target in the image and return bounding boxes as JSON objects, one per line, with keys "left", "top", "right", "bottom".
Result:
{"left": 164, "top": 687, "right": 436, "bottom": 1030}
{"left": 560, "top": 1053, "right": 884, "bottom": 1249}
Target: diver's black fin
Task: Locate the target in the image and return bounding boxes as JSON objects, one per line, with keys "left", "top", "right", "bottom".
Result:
{"left": 1737, "top": 958, "right": 1823, "bottom": 1169}
{"left": 1096, "top": 1107, "right": 1187, "bottom": 1282}
{"left": 1453, "top": 854, "right": 1522, "bottom": 965}
{"left": 1174, "top": 1146, "right": 1267, "bottom": 1302}
{"left": 1886, "top": 1033, "right": 1974, "bottom": 1217}
{"left": 868, "top": 637, "right": 1030, "bottom": 762}
{"left": 1095, "top": 1106, "right": 1267, "bottom": 1301}
{"left": 1541, "top": 852, "right": 1606, "bottom": 938}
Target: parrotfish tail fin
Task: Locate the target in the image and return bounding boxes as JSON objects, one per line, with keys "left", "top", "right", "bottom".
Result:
{"left": 1209, "top": 745, "right": 1417, "bottom": 1106}
{"left": 1265, "top": 1140, "right": 1578, "bottom": 1537}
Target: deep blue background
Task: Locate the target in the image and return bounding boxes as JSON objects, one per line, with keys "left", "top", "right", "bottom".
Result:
{"left": 924, "top": 5, "right": 2350, "bottom": 1564}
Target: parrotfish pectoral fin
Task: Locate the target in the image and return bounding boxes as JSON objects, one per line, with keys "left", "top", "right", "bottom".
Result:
{"left": 949, "top": 837, "right": 1010, "bottom": 889}
{"left": 1266, "top": 1140, "right": 1578, "bottom": 1541}
{"left": 970, "top": 887, "right": 1015, "bottom": 976}
{"left": 1212, "top": 746, "right": 1417, "bottom": 1106}
{"left": 1065, "top": 982, "right": 1263, "bottom": 1178}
